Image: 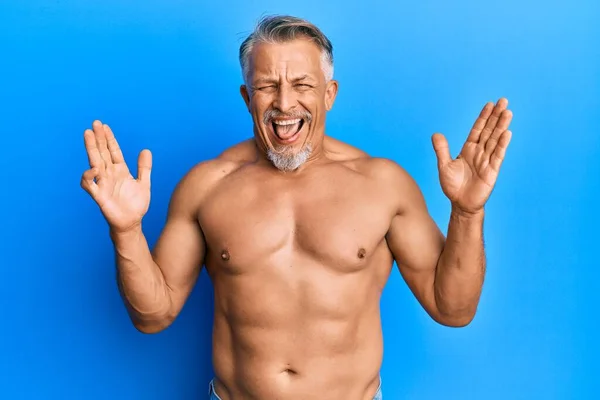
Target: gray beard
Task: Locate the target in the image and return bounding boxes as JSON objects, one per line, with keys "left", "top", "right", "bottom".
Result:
{"left": 267, "top": 143, "right": 312, "bottom": 172}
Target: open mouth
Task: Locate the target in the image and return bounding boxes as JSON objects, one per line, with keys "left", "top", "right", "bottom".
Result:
{"left": 271, "top": 118, "right": 305, "bottom": 143}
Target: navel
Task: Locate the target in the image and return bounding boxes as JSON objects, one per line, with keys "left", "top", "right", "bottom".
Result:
{"left": 221, "top": 250, "right": 230, "bottom": 261}
{"left": 357, "top": 248, "right": 366, "bottom": 259}
{"left": 282, "top": 368, "right": 298, "bottom": 376}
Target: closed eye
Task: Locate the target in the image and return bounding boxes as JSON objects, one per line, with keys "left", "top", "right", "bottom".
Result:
{"left": 256, "top": 85, "right": 276, "bottom": 91}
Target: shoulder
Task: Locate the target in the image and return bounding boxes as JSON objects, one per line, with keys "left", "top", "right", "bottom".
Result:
{"left": 354, "top": 157, "right": 427, "bottom": 214}
{"left": 323, "top": 135, "right": 370, "bottom": 161}
{"left": 323, "top": 136, "right": 420, "bottom": 193}
{"left": 323, "top": 136, "right": 410, "bottom": 183}
{"left": 359, "top": 157, "right": 413, "bottom": 182}
{"left": 180, "top": 139, "right": 256, "bottom": 185}
{"left": 168, "top": 140, "right": 254, "bottom": 211}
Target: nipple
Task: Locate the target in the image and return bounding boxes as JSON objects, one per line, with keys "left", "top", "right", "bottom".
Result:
{"left": 357, "top": 248, "right": 366, "bottom": 259}
{"left": 221, "top": 250, "right": 230, "bottom": 261}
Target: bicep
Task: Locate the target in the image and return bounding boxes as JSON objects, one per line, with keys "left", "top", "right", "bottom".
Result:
{"left": 384, "top": 167, "right": 445, "bottom": 316}
{"left": 152, "top": 213, "right": 205, "bottom": 302}
{"left": 151, "top": 177, "right": 207, "bottom": 313}
{"left": 387, "top": 207, "right": 444, "bottom": 297}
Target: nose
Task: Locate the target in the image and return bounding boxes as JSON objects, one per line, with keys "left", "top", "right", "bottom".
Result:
{"left": 273, "top": 84, "right": 297, "bottom": 113}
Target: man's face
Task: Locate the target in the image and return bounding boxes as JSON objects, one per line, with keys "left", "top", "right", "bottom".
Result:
{"left": 241, "top": 38, "right": 338, "bottom": 171}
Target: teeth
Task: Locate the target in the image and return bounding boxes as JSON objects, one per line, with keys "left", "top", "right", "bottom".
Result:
{"left": 273, "top": 119, "right": 301, "bottom": 126}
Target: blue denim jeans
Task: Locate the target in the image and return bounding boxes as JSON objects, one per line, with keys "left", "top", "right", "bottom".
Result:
{"left": 208, "top": 378, "right": 382, "bottom": 399}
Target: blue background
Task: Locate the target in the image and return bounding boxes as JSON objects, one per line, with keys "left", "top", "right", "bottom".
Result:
{"left": 1, "top": 0, "right": 598, "bottom": 399}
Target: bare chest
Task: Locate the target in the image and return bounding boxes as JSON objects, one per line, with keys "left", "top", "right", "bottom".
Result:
{"left": 198, "top": 169, "right": 394, "bottom": 274}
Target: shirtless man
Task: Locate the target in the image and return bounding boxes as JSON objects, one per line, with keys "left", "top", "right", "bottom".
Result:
{"left": 80, "top": 15, "right": 513, "bottom": 400}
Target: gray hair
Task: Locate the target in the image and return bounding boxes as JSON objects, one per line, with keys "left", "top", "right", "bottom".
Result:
{"left": 239, "top": 15, "right": 334, "bottom": 85}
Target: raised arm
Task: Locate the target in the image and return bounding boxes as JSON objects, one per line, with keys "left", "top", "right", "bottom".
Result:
{"left": 112, "top": 165, "right": 207, "bottom": 333}
{"left": 384, "top": 170, "right": 485, "bottom": 327}
{"left": 80, "top": 120, "right": 210, "bottom": 333}
{"left": 384, "top": 98, "right": 512, "bottom": 327}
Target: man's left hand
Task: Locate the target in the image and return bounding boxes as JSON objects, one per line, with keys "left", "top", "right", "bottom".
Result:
{"left": 431, "top": 98, "right": 513, "bottom": 215}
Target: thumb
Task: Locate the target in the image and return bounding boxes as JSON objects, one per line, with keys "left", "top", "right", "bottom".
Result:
{"left": 431, "top": 133, "right": 452, "bottom": 168}
{"left": 137, "top": 149, "right": 152, "bottom": 186}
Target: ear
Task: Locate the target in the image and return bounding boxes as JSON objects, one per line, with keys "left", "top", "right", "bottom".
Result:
{"left": 240, "top": 85, "right": 251, "bottom": 111}
{"left": 324, "top": 80, "right": 338, "bottom": 111}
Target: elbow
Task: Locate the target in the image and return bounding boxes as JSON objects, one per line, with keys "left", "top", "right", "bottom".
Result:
{"left": 435, "top": 313, "right": 475, "bottom": 328}
{"left": 432, "top": 287, "right": 479, "bottom": 327}
{"left": 129, "top": 308, "right": 176, "bottom": 334}
{"left": 432, "top": 305, "right": 478, "bottom": 327}
{"left": 121, "top": 290, "right": 176, "bottom": 334}
{"left": 132, "top": 317, "right": 174, "bottom": 334}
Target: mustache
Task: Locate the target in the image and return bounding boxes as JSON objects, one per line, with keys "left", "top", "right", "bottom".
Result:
{"left": 263, "top": 109, "right": 312, "bottom": 125}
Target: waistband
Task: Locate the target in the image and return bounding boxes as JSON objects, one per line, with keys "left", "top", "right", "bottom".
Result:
{"left": 208, "top": 377, "right": 382, "bottom": 399}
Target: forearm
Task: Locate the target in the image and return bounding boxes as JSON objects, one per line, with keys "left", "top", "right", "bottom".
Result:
{"left": 434, "top": 205, "right": 485, "bottom": 325}
{"left": 110, "top": 226, "right": 173, "bottom": 329}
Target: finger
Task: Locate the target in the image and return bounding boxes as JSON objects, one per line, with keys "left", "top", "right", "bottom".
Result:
{"left": 84, "top": 129, "right": 105, "bottom": 170}
{"left": 465, "top": 102, "right": 494, "bottom": 143}
{"left": 92, "top": 120, "right": 112, "bottom": 166}
{"left": 478, "top": 98, "right": 508, "bottom": 146}
{"left": 137, "top": 149, "right": 152, "bottom": 186}
{"left": 80, "top": 167, "right": 100, "bottom": 197}
{"left": 484, "top": 109, "right": 513, "bottom": 156}
{"left": 431, "top": 133, "right": 452, "bottom": 168}
{"left": 103, "top": 124, "right": 125, "bottom": 164}
{"left": 489, "top": 130, "right": 512, "bottom": 171}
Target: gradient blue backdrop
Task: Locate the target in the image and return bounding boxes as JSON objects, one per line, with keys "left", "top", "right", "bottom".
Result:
{"left": 1, "top": 1, "right": 598, "bottom": 399}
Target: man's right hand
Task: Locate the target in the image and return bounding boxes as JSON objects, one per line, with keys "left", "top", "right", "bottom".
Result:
{"left": 80, "top": 120, "right": 152, "bottom": 234}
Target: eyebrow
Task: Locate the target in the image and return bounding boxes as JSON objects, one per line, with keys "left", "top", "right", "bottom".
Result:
{"left": 252, "top": 78, "right": 277, "bottom": 86}
{"left": 252, "top": 74, "right": 314, "bottom": 86}
{"left": 291, "top": 74, "right": 310, "bottom": 82}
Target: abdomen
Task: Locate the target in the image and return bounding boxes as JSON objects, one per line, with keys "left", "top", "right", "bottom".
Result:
{"left": 209, "top": 254, "right": 387, "bottom": 400}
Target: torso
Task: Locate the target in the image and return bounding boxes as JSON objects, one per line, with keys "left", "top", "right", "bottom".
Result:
{"left": 196, "top": 137, "right": 398, "bottom": 400}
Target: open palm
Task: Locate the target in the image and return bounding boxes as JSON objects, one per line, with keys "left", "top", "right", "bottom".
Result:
{"left": 80, "top": 120, "right": 153, "bottom": 233}
{"left": 432, "top": 98, "right": 513, "bottom": 214}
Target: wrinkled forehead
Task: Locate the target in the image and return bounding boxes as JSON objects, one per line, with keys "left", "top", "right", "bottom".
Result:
{"left": 248, "top": 39, "right": 324, "bottom": 82}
